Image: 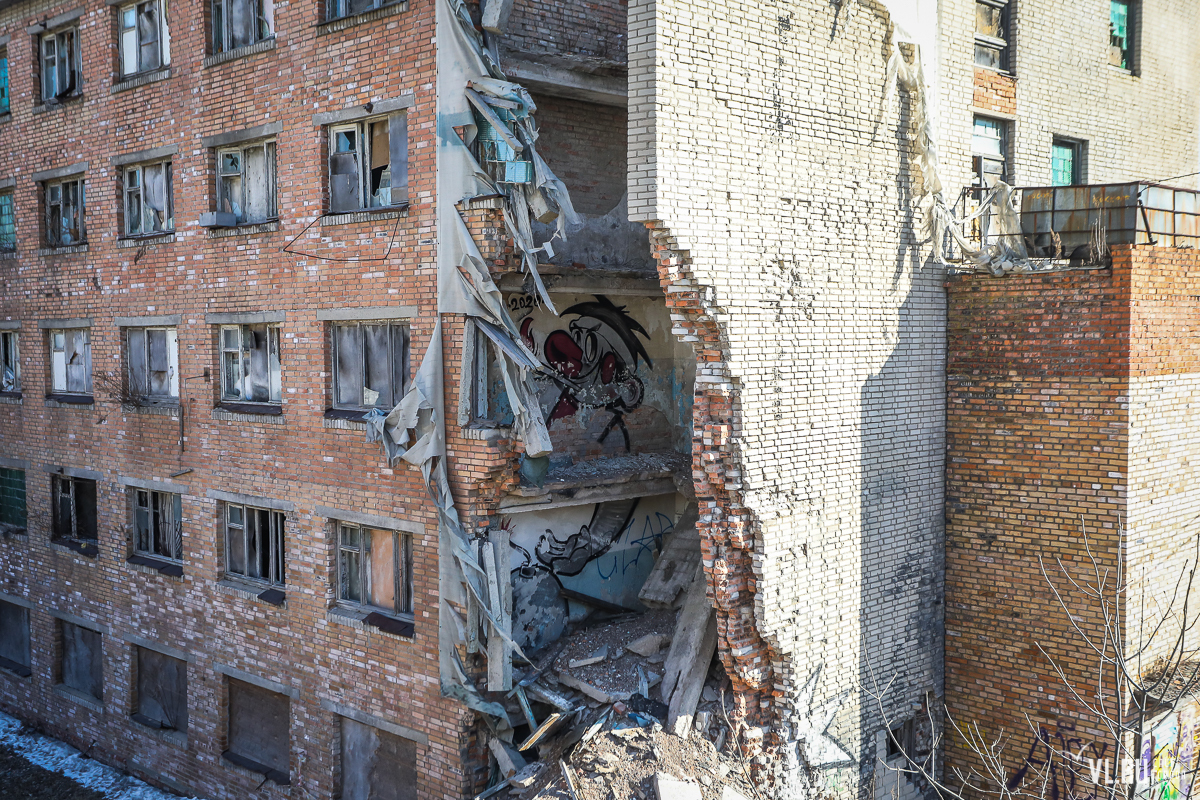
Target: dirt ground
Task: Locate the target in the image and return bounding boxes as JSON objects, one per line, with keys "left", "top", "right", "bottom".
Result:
{"left": 0, "top": 743, "right": 106, "bottom": 800}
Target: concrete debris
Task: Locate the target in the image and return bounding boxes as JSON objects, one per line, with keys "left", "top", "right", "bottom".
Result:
{"left": 557, "top": 673, "right": 616, "bottom": 705}
{"left": 491, "top": 736, "right": 528, "bottom": 777}
{"left": 509, "top": 762, "right": 543, "bottom": 789}
{"left": 638, "top": 507, "right": 701, "bottom": 609}
{"left": 569, "top": 645, "right": 610, "bottom": 668}
{"left": 721, "top": 788, "right": 751, "bottom": 800}
{"left": 626, "top": 634, "right": 669, "bottom": 657}
{"left": 653, "top": 773, "right": 703, "bottom": 800}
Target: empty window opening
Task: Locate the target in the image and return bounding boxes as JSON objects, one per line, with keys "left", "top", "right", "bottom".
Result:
{"left": 1110, "top": 0, "right": 1134, "bottom": 70}
{"left": 124, "top": 161, "right": 174, "bottom": 236}
{"left": 0, "top": 191, "right": 14, "bottom": 252}
{"left": 224, "top": 678, "right": 290, "bottom": 784}
{"left": 340, "top": 717, "right": 418, "bottom": 800}
{"left": 0, "top": 600, "right": 31, "bottom": 677}
{"left": 0, "top": 468, "right": 27, "bottom": 533}
{"left": 0, "top": 46, "right": 9, "bottom": 114}
{"left": 327, "top": 0, "right": 401, "bottom": 21}
{"left": 119, "top": 0, "right": 169, "bottom": 77}
{"left": 333, "top": 321, "right": 409, "bottom": 412}
{"left": 133, "top": 490, "right": 182, "bottom": 562}
{"left": 133, "top": 646, "right": 187, "bottom": 731}
{"left": 1051, "top": 139, "right": 1084, "bottom": 186}
{"left": 338, "top": 523, "right": 413, "bottom": 618}
{"left": 44, "top": 178, "right": 85, "bottom": 247}
{"left": 886, "top": 718, "right": 914, "bottom": 760}
{"left": 60, "top": 621, "right": 102, "bottom": 701}
{"left": 126, "top": 327, "right": 178, "bottom": 403}
{"left": 1, "top": 331, "right": 19, "bottom": 393}
{"left": 49, "top": 328, "right": 92, "bottom": 396}
{"left": 52, "top": 475, "right": 98, "bottom": 548}
{"left": 972, "top": 116, "right": 1008, "bottom": 189}
{"left": 40, "top": 28, "right": 80, "bottom": 102}
{"left": 220, "top": 324, "right": 281, "bottom": 404}
{"left": 225, "top": 504, "right": 285, "bottom": 586}
{"left": 216, "top": 142, "right": 277, "bottom": 225}
{"left": 328, "top": 114, "right": 409, "bottom": 213}
{"left": 975, "top": 0, "right": 1011, "bottom": 71}
{"left": 212, "top": 0, "right": 274, "bottom": 54}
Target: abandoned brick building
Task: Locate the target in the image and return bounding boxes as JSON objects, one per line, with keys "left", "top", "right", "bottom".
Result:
{"left": 0, "top": 0, "right": 1198, "bottom": 797}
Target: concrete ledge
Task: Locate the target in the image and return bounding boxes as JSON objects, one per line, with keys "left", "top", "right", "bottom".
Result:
{"left": 117, "top": 232, "right": 175, "bottom": 248}
{"left": 313, "top": 505, "right": 423, "bottom": 534}
{"left": 315, "top": 305, "right": 417, "bottom": 321}
{"left": 319, "top": 205, "right": 408, "bottom": 227}
{"left": 0, "top": 395, "right": 21, "bottom": 405}
{"left": 52, "top": 683, "right": 104, "bottom": 712}
{"left": 37, "top": 244, "right": 89, "bottom": 256}
{"left": 0, "top": 177, "right": 14, "bottom": 190}
{"left": 121, "top": 634, "right": 194, "bottom": 663}
{"left": 38, "top": 317, "right": 91, "bottom": 329}
{"left": 316, "top": 0, "right": 407, "bottom": 35}
{"left": 205, "top": 311, "right": 285, "bottom": 324}
{"left": 118, "top": 475, "right": 189, "bottom": 494}
{"left": 0, "top": 591, "right": 33, "bottom": 608}
{"left": 199, "top": 121, "right": 282, "bottom": 150}
{"left": 43, "top": 464, "right": 103, "bottom": 481}
{"left": 205, "top": 220, "right": 279, "bottom": 238}
{"left": 502, "top": 57, "right": 626, "bottom": 107}
{"left": 26, "top": 7, "right": 84, "bottom": 33}
{"left": 213, "top": 663, "right": 298, "bottom": 699}
{"left": 49, "top": 609, "right": 108, "bottom": 634}
{"left": 322, "top": 416, "right": 367, "bottom": 431}
{"left": 114, "top": 314, "right": 181, "bottom": 327}
{"left": 0, "top": 456, "right": 28, "bottom": 469}
{"left": 319, "top": 698, "right": 428, "bottom": 745}
{"left": 312, "top": 96, "right": 414, "bottom": 127}
{"left": 206, "top": 488, "right": 293, "bottom": 512}
{"left": 31, "top": 162, "right": 88, "bottom": 183}
{"left": 202, "top": 37, "right": 276, "bottom": 69}
{"left": 111, "top": 68, "right": 173, "bottom": 94}
{"left": 212, "top": 405, "right": 286, "bottom": 424}
{"left": 0, "top": 320, "right": 20, "bottom": 330}
{"left": 122, "top": 402, "right": 179, "bottom": 417}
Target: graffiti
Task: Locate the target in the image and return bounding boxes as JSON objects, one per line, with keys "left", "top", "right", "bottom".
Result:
{"left": 533, "top": 498, "right": 640, "bottom": 576}
{"left": 518, "top": 295, "right": 652, "bottom": 451}
{"left": 1006, "top": 721, "right": 1106, "bottom": 800}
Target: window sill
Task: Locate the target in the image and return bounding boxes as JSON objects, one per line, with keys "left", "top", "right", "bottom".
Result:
{"left": 38, "top": 244, "right": 89, "bottom": 256}
{"left": 216, "top": 577, "right": 286, "bottom": 606}
{"left": 973, "top": 64, "right": 1014, "bottom": 78}
{"left": 222, "top": 751, "right": 290, "bottom": 786}
{"left": 323, "top": 407, "right": 369, "bottom": 430}
{"left": 0, "top": 393, "right": 21, "bottom": 405}
{"left": 203, "top": 37, "right": 277, "bottom": 68}
{"left": 213, "top": 403, "right": 285, "bottom": 424}
{"left": 111, "top": 67, "right": 172, "bottom": 94}
{"left": 130, "top": 714, "right": 188, "bottom": 748}
{"left": 117, "top": 232, "right": 176, "bottom": 248}
{"left": 0, "top": 655, "right": 32, "bottom": 679}
{"left": 317, "top": 0, "right": 407, "bottom": 35}
{"left": 32, "top": 95, "right": 83, "bottom": 115}
{"left": 462, "top": 424, "right": 512, "bottom": 441}
{"left": 320, "top": 205, "right": 409, "bottom": 227}
{"left": 51, "top": 539, "right": 99, "bottom": 559}
{"left": 45, "top": 394, "right": 95, "bottom": 407}
{"left": 206, "top": 220, "right": 279, "bottom": 238}
{"left": 0, "top": 251, "right": 16, "bottom": 260}
{"left": 53, "top": 683, "right": 104, "bottom": 712}
{"left": 1109, "top": 64, "right": 1137, "bottom": 77}
{"left": 328, "top": 605, "right": 414, "bottom": 639}
{"left": 127, "top": 554, "right": 184, "bottom": 578}
{"left": 122, "top": 401, "right": 180, "bottom": 417}
{"left": 0, "top": 524, "right": 28, "bottom": 540}
{"left": 0, "top": 113, "right": 10, "bottom": 124}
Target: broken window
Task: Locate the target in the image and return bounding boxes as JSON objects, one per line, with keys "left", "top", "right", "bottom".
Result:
{"left": 1, "top": 331, "right": 19, "bottom": 393}
{"left": 0, "top": 191, "right": 14, "bottom": 252}
{"left": 337, "top": 523, "right": 412, "bottom": 618}
{"left": 60, "top": 621, "right": 103, "bottom": 700}
{"left": 327, "top": 0, "right": 400, "bottom": 21}
{"left": 332, "top": 321, "right": 409, "bottom": 412}
{"left": 133, "top": 490, "right": 182, "bottom": 562}
{"left": 971, "top": 116, "right": 1008, "bottom": 189}
{"left": 224, "top": 678, "right": 290, "bottom": 784}
{"left": 52, "top": 475, "right": 98, "bottom": 546}
{"left": 0, "top": 600, "right": 31, "bottom": 677}
{"left": 40, "top": 27, "right": 80, "bottom": 102}
{"left": 126, "top": 327, "right": 178, "bottom": 403}
{"left": 974, "top": 0, "right": 1011, "bottom": 71}
{"left": 134, "top": 646, "right": 187, "bottom": 731}
{"left": 0, "top": 468, "right": 26, "bottom": 532}
{"left": 49, "top": 327, "right": 91, "bottom": 396}
{"left": 211, "top": 0, "right": 273, "bottom": 54}
{"left": 340, "top": 717, "right": 418, "bottom": 800}
{"left": 216, "top": 141, "right": 277, "bottom": 225}
{"left": 44, "top": 178, "right": 85, "bottom": 247}
{"left": 225, "top": 504, "right": 285, "bottom": 586}
{"left": 220, "top": 324, "right": 281, "bottom": 404}
{"left": 123, "top": 161, "right": 173, "bottom": 236}
{"left": 119, "top": 0, "right": 169, "bottom": 77}
{"left": 1051, "top": 139, "right": 1083, "bottom": 187}
{"left": 0, "top": 46, "right": 9, "bottom": 114}
{"left": 1110, "top": 0, "right": 1134, "bottom": 70}
{"left": 328, "top": 114, "right": 409, "bottom": 213}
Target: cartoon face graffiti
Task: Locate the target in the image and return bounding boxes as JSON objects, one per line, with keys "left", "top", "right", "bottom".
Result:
{"left": 519, "top": 295, "right": 652, "bottom": 451}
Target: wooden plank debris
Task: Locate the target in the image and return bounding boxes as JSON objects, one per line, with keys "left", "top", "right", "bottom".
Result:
{"left": 639, "top": 506, "right": 701, "bottom": 608}
{"left": 556, "top": 673, "right": 614, "bottom": 704}
{"left": 660, "top": 562, "right": 713, "bottom": 703}
{"left": 518, "top": 711, "right": 567, "bottom": 752}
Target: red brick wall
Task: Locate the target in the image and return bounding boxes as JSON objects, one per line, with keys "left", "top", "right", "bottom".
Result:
{"left": 504, "top": 0, "right": 627, "bottom": 62}
{"left": 0, "top": 0, "right": 478, "bottom": 797}
{"left": 973, "top": 67, "right": 1016, "bottom": 117}
{"left": 530, "top": 93, "right": 627, "bottom": 217}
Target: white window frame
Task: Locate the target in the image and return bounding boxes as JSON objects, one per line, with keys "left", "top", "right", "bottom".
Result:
{"left": 40, "top": 27, "right": 81, "bottom": 102}
{"left": 133, "top": 489, "right": 183, "bottom": 562}
{"left": 45, "top": 177, "right": 85, "bottom": 247}
{"left": 327, "top": 113, "right": 408, "bottom": 213}
{"left": 331, "top": 321, "right": 409, "bottom": 412}
{"left": 971, "top": 116, "right": 1008, "bottom": 189}
{"left": 336, "top": 522, "right": 413, "bottom": 618}
{"left": 224, "top": 503, "right": 285, "bottom": 587}
{"left": 119, "top": 0, "right": 170, "bottom": 77}
{"left": 126, "top": 326, "right": 179, "bottom": 403}
{"left": 124, "top": 160, "right": 174, "bottom": 237}
{"left": 1, "top": 331, "right": 18, "bottom": 394}
{"left": 211, "top": 0, "right": 274, "bottom": 55}
{"left": 219, "top": 323, "right": 281, "bottom": 404}
{"left": 49, "top": 327, "right": 92, "bottom": 396}
{"left": 215, "top": 141, "right": 277, "bottom": 226}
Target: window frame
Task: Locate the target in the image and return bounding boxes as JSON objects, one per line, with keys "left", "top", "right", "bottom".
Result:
{"left": 331, "top": 320, "right": 410, "bottom": 413}
{"left": 51, "top": 474, "right": 98, "bottom": 545}
{"left": 0, "top": 467, "right": 26, "bottom": 533}
{"left": 43, "top": 177, "right": 86, "bottom": 247}
{"left": 215, "top": 141, "right": 278, "bottom": 226}
{"left": 326, "top": 0, "right": 401, "bottom": 23}
{"left": 59, "top": 620, "right": 103, "bottom": 701}
{"left": 224, "top": 503, "right": 286, "bottom": 588}
{"left": 133, "top": 645, "right": 188, "bottom": 732}
{"left": 1109, "top": 0, "right": 1135, "bottom": 71}
{"left": 0, "top": 190, "right": 15, "bottom": 252}
{"left": 327, "top": 113, "right": 409, "bottom": 214}
{"left": 336, "top": 521, "right": 413, "bottom": 620}
{"left": 971, "top": 115, "right": 1009, "bottom": 189}
{"left": 118, "top": 0, "right": 170, "bottom": 78}
{"left": 125, "top": 326, "right": 179, "bottom": 403}
{"left": 123, "top": 160, "right": 174, "bottom": 238}
{"left": 0, "top": 45, "right": 9, "bottom": 114}
{"left": 40, "top": 26, "right": 82, "bottom": 103}
{"left": 211, "top": 0, "right": 274, "bottom": 55}
{"left": 132, "top": 489, "right": 183, "bottom": 563}
{"left": 49, "top": 327, "right": 92, "bottom": 397}
{"left": 1051, "top": 138, "right": 1084, "bottom": 187}
{"left": 974, "top": 0, "right": 1012, "bottom": 72}
{"left": 1, "top": 331, "right": 19, "bottom": 394}
{"left": 219, "top": 323, "right": 282, "bottom": 405}
{"left": 0, "top": 599, "right": 31, "bottom": 677}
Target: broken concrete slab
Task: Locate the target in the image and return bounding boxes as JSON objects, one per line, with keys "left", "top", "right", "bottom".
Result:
{"left": 489, "top": 735, "right": 527, "bottom": 777}
{"left": 569, "top": 644, "right": 609, "bottom": 668}
{"left": 721, "top": 787, "right": 753, "bottom": 800}
{"left": 653, "top": 772, "right": 703, "bottom": 800}
{"left": 556, "top": 673, "right": 614, "bottom": 704}
{"left": 626, "top": 633, "right": 669, "bottom": 657}
{"left": 639, "top": 506, "right": 701, "bottom": 609}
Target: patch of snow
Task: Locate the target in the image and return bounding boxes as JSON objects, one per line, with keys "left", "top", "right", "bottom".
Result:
{"left": 0, "top": 710, "right": 199, "bottom": 799}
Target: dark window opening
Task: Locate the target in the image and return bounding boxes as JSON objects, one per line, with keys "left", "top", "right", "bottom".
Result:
{"left": 887, "top": 719, "right": 913, "bottom": 760}
{"left": 224, "top": 678, "right": 290, "bottom": 784}
{"left": 211, "top": 0, "right": 273, "bottom": 54}
{"left": 332, "top": 321, "right": 409, "bottom": 412}
{"left": 134, "top": 490, "right": 183, "bottom": 562}
{"left": 119, "top": 0, "right": 167, "bottom": 76}
{"left": 52, "top": 475, "right": 98, "bottom": 549}
{"left": 975, "top": 0, "right": 1011, "bottom": 71}
{"left": 1051, "top": 139, "right": 1084, "bottom": 186}
{"left": 44, "top": 178, "right": 85, "bottom": 247}
{"left": 0, "top": 47, "right": 9, "bottom": 114}
{"left": 1, "top": 331, "right": 19, "bottom": 393}
{"left": 0, "top": 468, "right": 27, "bottom": 532}
{"left": 60, "top": 621, "right": 102, "bottom": 700}
{"left": 1110, "top": 0, "right": 1135, "bottom": 70}
{"left": 340, "top": 717, "right": 418, "bottom": 800}
{"left": 220, "top": 324, "right": 281, "bottom": 404}
{"left": 972, "top": 116, "right": 1009, "bottom": 189}
{"left": 134, "top": 646, "right": 187, "bottom": 731}
{"left": 328, "top": 114, "right": 409, "bottom": 213}
{"left": 126, "top": 327, "right": 178, "bottom": 402}
{"left": 49, "top": 328, "right": 92, "bottom": 396}
{"left": 0, "top": 191, "right": 14, "bottom": 252}
{"left": 123, "top": 162, "right": 174, "bottom": 236}
{"left": 215, "top": 142, "right": 277, "bottom": 225}
{"left": 225, "top": 504, "right": 285, "bottom": 586}
{"left": 337, "top": 522, "right": 413, "bottom": 619}
{"left": 0, "top": 600, "right": 31, "bottom": 677}
{"left": 40, "top": 28, "right": 80, "bottom": 102}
